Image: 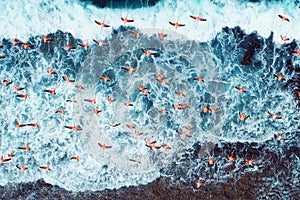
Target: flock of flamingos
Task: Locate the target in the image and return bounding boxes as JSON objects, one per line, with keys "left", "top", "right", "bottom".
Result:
{"left": 0, "top": 12, "right": 298, "bottom": 188}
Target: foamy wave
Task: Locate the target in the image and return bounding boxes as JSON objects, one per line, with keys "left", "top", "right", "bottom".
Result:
{"left": 0, "top": 0, "right": 299, "bottom": 194}
{"left": 0, "top": 0, "right": 299, "bottom": 44}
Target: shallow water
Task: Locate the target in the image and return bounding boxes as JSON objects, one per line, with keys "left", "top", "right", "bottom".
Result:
{"left": 0, "top": 0, "right": 299, "bottom": 199}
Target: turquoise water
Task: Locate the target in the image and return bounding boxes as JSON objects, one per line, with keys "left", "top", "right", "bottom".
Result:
{"left": 0, "top": 0, "right": 299, "bottom": 198}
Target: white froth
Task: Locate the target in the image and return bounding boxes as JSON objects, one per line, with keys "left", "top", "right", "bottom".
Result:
{"left": 0, "top": 0, "right": 299, "bottom": 193}
{"left": 0, "top": 0, "right": 299, "bottom": 44}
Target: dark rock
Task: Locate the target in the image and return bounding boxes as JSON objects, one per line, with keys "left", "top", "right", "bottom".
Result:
{"left": 80, "top": 0, "right": 160, "bottom": 9}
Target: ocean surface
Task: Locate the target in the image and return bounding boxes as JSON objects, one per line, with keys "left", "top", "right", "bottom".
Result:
{"left": 0, "top": 0, "right": 299, "bottom": 199}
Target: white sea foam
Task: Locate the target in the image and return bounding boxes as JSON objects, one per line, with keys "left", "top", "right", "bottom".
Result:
{"left": 0, "top": 0, "right": 299, "bottom": 193}
{"left": 0, "top": 0, "right": 299, "bottom": 44}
